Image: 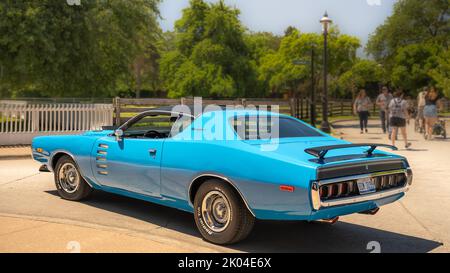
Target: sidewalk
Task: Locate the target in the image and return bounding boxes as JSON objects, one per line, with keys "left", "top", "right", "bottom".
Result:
{"left": 0, "top": 145, "right": 31, "bottom": 160}
{"left": 332, "top": 119, "right": 450, "bottom": 251}
{"left": 0, "top": 214, "right": 221, "bottom": 253}
{"left": 1, "top": 120, "right": 449, "bottom": 253}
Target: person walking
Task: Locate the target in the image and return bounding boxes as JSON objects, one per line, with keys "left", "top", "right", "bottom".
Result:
{"left": 354, "top": 89, "right": 372, "bottom": 134}
{"left": 388, "top": 90, "right": 411, "bottom": 149}
{"left": 405, "top": 95, "right": 415, "bottom": 125}
{"left": 376, "top": 86, "right": 393, "bottom": 133}
{"left": 423, "top": 87, "right": 443, "bottom": 140}
{"left": 387, "top": 88, "right": 399, "bottom": 140}
{"left": 417, "top": 87, "right": 428, "bottom": 133}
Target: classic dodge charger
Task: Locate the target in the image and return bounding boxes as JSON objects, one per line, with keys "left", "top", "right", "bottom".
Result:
{"left": 32, "top": 107, "right": 413, "bottom": 244}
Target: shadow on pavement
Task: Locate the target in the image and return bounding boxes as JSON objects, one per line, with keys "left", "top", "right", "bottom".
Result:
{"left": 235, "top": 221, "right": 442, "bottom": 253}
{"left": 46, "top": 190, "right": 442, "bottom": 253}
{"left": 0, "top": 155, "right": 31, "bottom": 160}
{"left": 332, "top": 123, "right": 382, "bottom": 129}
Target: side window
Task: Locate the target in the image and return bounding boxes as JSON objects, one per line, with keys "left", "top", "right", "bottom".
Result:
{"left": 124, "top": 114, "right": 174, "bottom": 138}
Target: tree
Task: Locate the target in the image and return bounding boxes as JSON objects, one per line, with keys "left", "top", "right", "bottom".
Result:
{"left": 430, "top": 49, "right": 450, "bottom": 97}
{"left": 366, "top": 0, "right": 449, "bottom": 94}
{"left": 258, "top": 30, "right": 318, "bottom": 97}
{"left": 338, "top": 59, "right": 383, "bottom": 98}
{"left": 159, "top": 0, "right": 257, "bottom": 98}
{"left": 244, "top": 32, "right": 281, "bottom": 64}
{"left": 284, "top": 26, "right": 298, "bottom": 37}
{"left": 390, "top": 43, "right": 439, "bottom": 92}
{"left": 243, "top": 32, "right": 281, "bottom": 97}
{"left": 258, "top": 28, "right": 360, "bottom": 97}
{"left": 366, "top": 0, "right": 449, "bottom": 63}
{"left": 0, "top": 0, "right": 161, "bottom": 98}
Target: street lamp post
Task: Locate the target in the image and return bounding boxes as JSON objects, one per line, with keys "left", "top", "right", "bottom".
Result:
{"left": 310, "top": 47, "right": 316, "bottom": 127}
{"left": 292, "top": 45, "right": 316, "bottom": 126}
{"left": 320, "top": 11, "right": 332, "bottom": 133}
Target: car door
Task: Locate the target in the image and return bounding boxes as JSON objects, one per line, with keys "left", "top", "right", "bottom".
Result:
{"left": 92, "top": 136, "right": 163, "bottom": 197}
{"left": 91, "top": 112, "right": 173, "bottom": 197}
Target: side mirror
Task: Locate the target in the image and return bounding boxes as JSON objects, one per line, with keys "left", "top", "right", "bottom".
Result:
{"left": 114, "top": 129, "right": 124, "bottom": 141}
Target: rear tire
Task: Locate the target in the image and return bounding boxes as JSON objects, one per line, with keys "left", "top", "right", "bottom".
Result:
{"left": 54, "top": 155, "right": 93, "bottom": 201}
{"left": 193, "top": 179, "right": 255, "bottom": 245}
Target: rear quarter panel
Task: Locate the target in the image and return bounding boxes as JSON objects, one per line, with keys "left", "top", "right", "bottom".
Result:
{"left": 161, "top": 137, "right": 318, "bottom": 220}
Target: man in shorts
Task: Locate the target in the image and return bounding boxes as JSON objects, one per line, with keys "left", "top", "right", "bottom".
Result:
{"left": 417, "top": 87, "right": 428, "bottom": 133}
{"left": 376, "top": 86, "right": 393, "bottom": 134}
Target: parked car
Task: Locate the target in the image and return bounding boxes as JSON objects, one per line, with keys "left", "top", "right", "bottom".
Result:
{"left": 31, "top": 106, "right": 413, "bottom": 245}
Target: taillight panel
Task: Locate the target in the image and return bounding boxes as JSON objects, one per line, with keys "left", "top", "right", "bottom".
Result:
{"left": 319, "top": 173, "right": 407, "bottom": 201}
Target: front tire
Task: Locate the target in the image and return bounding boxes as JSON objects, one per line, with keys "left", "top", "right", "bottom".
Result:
{"left": 54, "top": 155, "right": 93, "bottom": 201}
{"left": 193, "top": 179, "right": 255, "bottom": 245}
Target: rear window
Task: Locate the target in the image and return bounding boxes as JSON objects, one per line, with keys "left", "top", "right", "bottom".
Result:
{"left": 230, "top": 116, "right": 323, "bottom": 140}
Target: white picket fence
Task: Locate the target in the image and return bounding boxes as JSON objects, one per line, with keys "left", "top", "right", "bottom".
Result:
{"left": 0, "top": 103, "right": 114, "bottom": 145}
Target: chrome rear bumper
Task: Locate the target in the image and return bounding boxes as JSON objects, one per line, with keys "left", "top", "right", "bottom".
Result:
{"left": 311, "top": 168, "right": 413, "bottom": 210}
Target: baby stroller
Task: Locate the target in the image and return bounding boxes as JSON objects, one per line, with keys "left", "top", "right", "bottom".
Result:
{"left": 425, "top": 119, "right": 447, "bottom": 139}
{"left": 433, "top": 120, "right": 447, "bottom": 139}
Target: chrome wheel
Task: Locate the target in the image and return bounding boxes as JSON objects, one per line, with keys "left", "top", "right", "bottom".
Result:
{"left": 201, "top": 191, "right": 231, "bottom": 233}
{"left": 58, "top": 163, "right": 80, "bottom": 194}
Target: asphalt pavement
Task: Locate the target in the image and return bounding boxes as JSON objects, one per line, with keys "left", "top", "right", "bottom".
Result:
{"left": 0, "top": 120, "right": 448, "bottom": 253}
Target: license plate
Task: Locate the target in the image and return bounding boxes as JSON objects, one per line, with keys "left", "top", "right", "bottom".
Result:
{"left": 357, "top": 178, "right": 376, "bottom": 195}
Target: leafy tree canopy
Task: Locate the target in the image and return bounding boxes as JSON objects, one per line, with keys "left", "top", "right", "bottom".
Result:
{"left": 338, "top": 59, "right": 383, "bottom": 97}
{"left": 366, "top": 0, "right": 449, "bottom": 62}
{"left": 430, "top": 48, "right": 450, "bottom": 97}
{"left": 390, "top": 43, "right": 439, "bottom": 92}
{"left": 258, "top": 28, "right": 360, "bottom": 96}
{"left": 160, "top": 0, "right": 257, "bottom": 98}
{"left": 0, "top": 0, "right": 161, "bottom": 98}
{"left": 366, "top": 0, "right": 449, "bottom": 95}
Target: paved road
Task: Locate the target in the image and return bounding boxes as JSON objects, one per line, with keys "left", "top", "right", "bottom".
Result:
{"left": 0, "top": 121, "right": 448, "bottom": 253}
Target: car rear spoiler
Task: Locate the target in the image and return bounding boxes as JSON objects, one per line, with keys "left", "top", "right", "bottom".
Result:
{"left": 305, "top": 144, "right": 398, "bottom": 160}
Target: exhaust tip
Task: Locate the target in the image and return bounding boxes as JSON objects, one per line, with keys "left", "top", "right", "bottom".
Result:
{"left": 39, "top": 164, "right": 50, "bottom": 173}
{"left": 359, "top": 207, "right": 380, "bottom": 215}
{"left": 317, "top": 216, "right": 339, "bottom": 225}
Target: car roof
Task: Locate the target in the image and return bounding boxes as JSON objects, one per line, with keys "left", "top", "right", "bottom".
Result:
{"left": 150, "top": 105, "right": 284, "bottom": 118}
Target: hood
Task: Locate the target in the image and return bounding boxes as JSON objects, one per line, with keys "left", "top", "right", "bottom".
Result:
{"left": 83, "top": 130, "right": 114, "bottom": 137}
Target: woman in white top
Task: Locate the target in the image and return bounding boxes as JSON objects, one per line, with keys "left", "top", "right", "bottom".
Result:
{"left": 353, "top": 89, "right": 372, "bottom": 134}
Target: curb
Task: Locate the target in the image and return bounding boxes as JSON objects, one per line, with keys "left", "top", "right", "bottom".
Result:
{"left": 0, "top": 155, "right": 31, "bottom": 160}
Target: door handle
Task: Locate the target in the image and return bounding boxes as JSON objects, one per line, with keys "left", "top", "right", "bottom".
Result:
{"left": 149, "top": 149, "right": 157, "bottom": 157}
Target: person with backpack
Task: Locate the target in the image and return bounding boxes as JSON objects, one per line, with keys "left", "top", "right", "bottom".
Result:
{"left": 388, "top": 90, "right": 411, "bottom": 149}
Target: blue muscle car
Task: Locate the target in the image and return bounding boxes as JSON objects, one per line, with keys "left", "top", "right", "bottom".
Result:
{"left": 31, "top": 107, "right": 413, "bottom": 244}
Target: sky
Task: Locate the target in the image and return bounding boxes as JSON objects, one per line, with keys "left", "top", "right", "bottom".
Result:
{"left": 159, "top": 0, "right": 397, "bottom": 49}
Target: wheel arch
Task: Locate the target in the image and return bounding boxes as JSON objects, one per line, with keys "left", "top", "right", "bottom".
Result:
{"left": 188, "top": 174, "right": 256, "bottom": 217}
{"left": 50, "top": 150, "right": 94, "bottom": 188}
{"left": 50, "top": 151, "right": 77, "bottom": 171}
